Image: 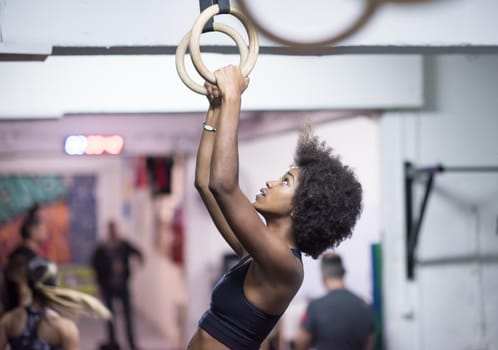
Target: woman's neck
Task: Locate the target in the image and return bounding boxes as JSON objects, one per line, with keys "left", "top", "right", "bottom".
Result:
{"left": 24, "top": 239, "right": 40, "bottom": 252}
{"left": 266, "top": 216, "right": 297, "bottom": 249}
{"left": 30, "top": 298, "right": 44, "bottom": 311}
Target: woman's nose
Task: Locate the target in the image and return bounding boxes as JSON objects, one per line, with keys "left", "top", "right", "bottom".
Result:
{"left": 266, "top": 180, "right": 278, "bottom": 188}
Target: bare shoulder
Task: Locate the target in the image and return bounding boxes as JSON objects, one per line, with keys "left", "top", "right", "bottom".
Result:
{"left": 44, "top": 310, "right": 79, "bottom": 349}
{"left": 0, "top": 307, "right": 28, "bottom": 342}
{"left": 44, "top": 310, "right": 78, "bottom": 337}
{"left": 59, "top": 318, "right": 79, "bottom": 350}
{"left": 1, "top": 307, "right": 26, "bottom": 330}
{"left": 253, "top": 246, "right": 304, "bottom": 288}
{"left": 0, "top": 310, "right": 11, "bottom": 328}
{"left": 3, "top": 307, "right": 25, "bottom": 319}
{"left": 59, "top": 318, "right": 79, "bottom": 340}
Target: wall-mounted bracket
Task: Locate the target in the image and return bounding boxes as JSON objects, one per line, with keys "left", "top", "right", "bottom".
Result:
{"left": 404, "top": 162, "right": 498, "bottom": 280}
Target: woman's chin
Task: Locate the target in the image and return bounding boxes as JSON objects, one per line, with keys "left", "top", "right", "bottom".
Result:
{"left": 253, "top": 203, "right": 265, "bottom": 215}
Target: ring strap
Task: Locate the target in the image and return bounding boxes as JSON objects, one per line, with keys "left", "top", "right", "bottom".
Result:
{"left": 199, "top": 0, "right": 231, "bottom": 33}
{"left": 217, "top": 0, "right": 230, "bottom": 14}
{"left": 199, "top": 0, "right": 215, "bottom": 32}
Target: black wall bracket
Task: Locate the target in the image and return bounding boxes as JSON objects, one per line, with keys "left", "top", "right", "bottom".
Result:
{"left": 404, "top": 162, "right": 498, "bottom": 280}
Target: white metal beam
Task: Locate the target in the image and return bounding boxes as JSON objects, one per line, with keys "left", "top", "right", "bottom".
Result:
{"left": 1, "top": 0, "right": 498, "bottom": 54}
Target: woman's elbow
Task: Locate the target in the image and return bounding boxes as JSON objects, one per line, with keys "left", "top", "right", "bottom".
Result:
{"left": 208, "top": 177, "right": 237, "bottom": 196}
{"left": 194, "top": 179, "right": 205, "bottom": 191}
{"left": 195, "top": 170, "right": 214, "bottom": 191}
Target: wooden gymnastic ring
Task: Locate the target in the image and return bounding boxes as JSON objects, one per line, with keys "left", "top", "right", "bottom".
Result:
{"left": 237, "top": 0, "right": 379, "bottom": 50}
{"left": 176, "top": 23, "right": 249, "bottom": 95}
{"left": 189, "top": 4, "right": 259, "bottom": 84}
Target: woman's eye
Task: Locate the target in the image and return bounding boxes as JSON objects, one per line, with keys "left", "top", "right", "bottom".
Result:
{"left": 282, "top": 179, "right": 289, "bottom": 185}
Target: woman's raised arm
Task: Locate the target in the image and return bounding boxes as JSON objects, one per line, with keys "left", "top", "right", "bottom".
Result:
{"left": 194, "top": 82, "right": 246, "bottom": 257}
{"left": 208, "top": 66, "right": 297, "bottom": 278}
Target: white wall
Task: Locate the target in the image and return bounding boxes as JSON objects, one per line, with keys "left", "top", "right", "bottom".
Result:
{"left": 380, "top": 55, "right": 498, "bottom": 350}
{"left": 184, "top": 115, "right": 381, "bottom": 339}
{"left": 128, "top": 189, "right": 186, "bottom": 346}
{"left": 1, "top": 0, "right": 498, "bottom": 52}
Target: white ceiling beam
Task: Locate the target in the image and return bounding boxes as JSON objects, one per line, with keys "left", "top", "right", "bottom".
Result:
{"left": 1, "top": 0, "right": 498, "bottom": 54}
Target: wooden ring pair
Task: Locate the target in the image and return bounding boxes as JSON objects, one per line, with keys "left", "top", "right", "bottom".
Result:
{"left": 176, "top": 4, "right": 259, "bottom": 95}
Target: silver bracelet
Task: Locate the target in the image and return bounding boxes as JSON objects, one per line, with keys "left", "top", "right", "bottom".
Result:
{"left": 203, "top": 122, "right": 217, "bottom": 132}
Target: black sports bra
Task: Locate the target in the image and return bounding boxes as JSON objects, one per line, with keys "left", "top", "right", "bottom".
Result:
{"left": 9, "top": 307, "right": 62, "bottom": 350}
{"left": 199, "top": 249, "right": 302, "bottom": 350}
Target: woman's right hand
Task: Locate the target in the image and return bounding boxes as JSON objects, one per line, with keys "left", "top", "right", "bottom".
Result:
{"left": 214, "top": 65, "right": 249, "bottom": 101}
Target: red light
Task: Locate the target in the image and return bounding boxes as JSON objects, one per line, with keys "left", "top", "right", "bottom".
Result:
{"left": 106, "top": 135, "right": 125, "bottom": 155}
{"left": 86, "top": 135, "right": 105, "bottom": 155}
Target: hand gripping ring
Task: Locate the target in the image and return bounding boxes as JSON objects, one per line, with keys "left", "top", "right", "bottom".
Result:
{"left": 176, "top": 23, "right": 249, "bottom": 95}
{"left": 237, "top": 0, "right": 378, "bottom": 50}
{"left": 189, "top": 4, "right": 259, "bottom": 84}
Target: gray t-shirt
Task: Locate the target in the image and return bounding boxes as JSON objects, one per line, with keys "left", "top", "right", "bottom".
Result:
{"left": 301, "top": 289, "right": 375, "bottom": 350}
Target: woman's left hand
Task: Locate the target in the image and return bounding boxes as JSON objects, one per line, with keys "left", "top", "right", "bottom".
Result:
{"left": 214, "top": 65, "right": 250, "bottom": 101}
{"left": 205, "top": 81, "right": 222, "bottom": 108}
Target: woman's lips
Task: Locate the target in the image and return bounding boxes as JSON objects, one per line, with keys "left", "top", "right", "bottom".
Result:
{"left": 256, "top": 188, "right": 266, "bottom": 200}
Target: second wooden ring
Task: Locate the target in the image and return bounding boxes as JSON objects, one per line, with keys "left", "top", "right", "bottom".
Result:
{"left": 176, "top": 23, "right": 250, "bottom": 95}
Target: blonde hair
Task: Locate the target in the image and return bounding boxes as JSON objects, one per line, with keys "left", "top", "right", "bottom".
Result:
{"left": 28, "top": 258, "right": 111, "bottom": 320}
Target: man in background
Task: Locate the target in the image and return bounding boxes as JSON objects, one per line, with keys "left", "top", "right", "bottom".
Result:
{"left": 295, "top": 253, "right": 375, "bottom": 350}
{"left": 92, "top": 220, "right": 144, "bottom": 350}
{"left": 1, "top": 205, "right": 47, "bottom": 312}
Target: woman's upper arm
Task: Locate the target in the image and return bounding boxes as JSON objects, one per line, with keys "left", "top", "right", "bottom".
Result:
{"left": 197, "top": 187, "right": 246, "bottom": 257}
{"left": 211, "top": 186, "right": 295, "bottom": 276}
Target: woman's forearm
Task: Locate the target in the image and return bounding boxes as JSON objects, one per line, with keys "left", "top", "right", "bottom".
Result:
{"left": 195, "top": 105, "right": 220, "bottom": 190}
{"left": 209, "top": 96, "right": 241, "bottom": 193}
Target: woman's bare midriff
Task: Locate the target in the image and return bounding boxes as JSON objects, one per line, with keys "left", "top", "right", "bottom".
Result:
{"left": 187, "top": 328, "right": 230, "bottom": 350}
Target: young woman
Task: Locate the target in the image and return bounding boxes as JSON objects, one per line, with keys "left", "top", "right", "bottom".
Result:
{"left": 0, "top": 257, "right": 111, "bottom": 350}
{"left": 188, "top": 66, "right": 363, "bottom": 350}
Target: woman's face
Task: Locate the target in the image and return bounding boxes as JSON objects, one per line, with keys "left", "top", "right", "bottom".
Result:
{"left": 254, "top": 167, "right": 300, "bottom": 218}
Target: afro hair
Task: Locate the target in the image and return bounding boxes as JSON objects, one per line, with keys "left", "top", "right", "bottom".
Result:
{"left": 292, "top": 126, "right": 362, "bottom": 259}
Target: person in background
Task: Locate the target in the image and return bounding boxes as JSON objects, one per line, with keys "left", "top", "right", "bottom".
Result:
{"left": 2, "top": 206, "right": 47, "bottom": 312}
{"left": 295, "top": 253, "right": 375, "bottom": 350}
{"left": 91, "top": 220, "right": 144, "bottom": 350}
{"left": 0, "top": 257, "right": 111, "bottom": 350}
